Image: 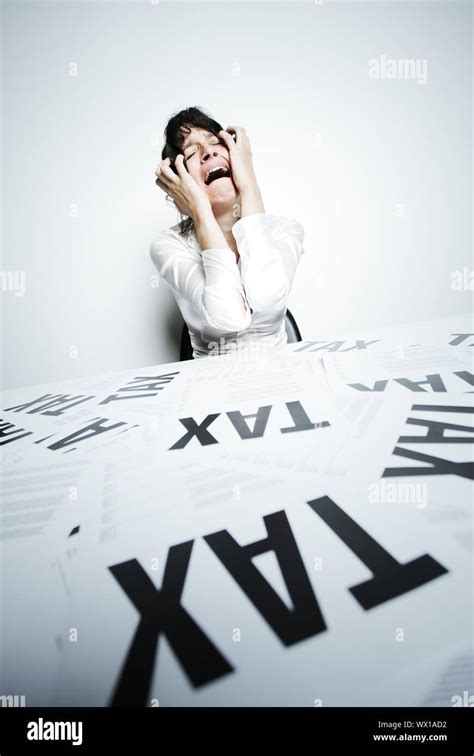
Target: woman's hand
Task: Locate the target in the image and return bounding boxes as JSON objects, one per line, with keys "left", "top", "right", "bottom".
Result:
{"left": 218, "top": 126, "right": 259, "bottom": 193}
{"left": 155, "top": 155, "right": 212, "bottom": 220}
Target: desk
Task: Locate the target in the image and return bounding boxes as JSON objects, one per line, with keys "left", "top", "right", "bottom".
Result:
{"left": 1, "top": 313, "right": 473, "bottom": 706}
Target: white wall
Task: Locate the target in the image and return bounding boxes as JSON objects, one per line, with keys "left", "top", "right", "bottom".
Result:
{"left": 1, "top": 0, "right": 472, "bottom": 390}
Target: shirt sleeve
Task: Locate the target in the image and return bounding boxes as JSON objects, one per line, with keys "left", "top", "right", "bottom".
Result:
{"left": 231, "top": 213, "right": 305, "bottom": 313}
{"left": 149, "top": 230, "right": 252, "bottom": 336}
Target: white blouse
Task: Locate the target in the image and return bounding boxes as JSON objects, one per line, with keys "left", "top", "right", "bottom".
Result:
{"left": 149, "top": 213, "right": 305, "bottom": 359}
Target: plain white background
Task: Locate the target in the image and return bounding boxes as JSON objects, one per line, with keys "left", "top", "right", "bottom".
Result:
{"left": 1, "top": 0, "right": 472, "bottom": 389}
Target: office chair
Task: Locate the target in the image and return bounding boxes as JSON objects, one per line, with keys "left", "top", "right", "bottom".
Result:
{"left": 179, "top": 308, "right": 302, "bottom": 361}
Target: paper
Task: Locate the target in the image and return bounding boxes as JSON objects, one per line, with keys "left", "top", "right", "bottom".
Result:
{"left": 1, "top": 314, "right": 472, "bottom": 707}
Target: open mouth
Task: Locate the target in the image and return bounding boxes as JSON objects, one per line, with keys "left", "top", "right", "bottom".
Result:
{"left": 204, "top": 165, "right": 232, "bottom": 186}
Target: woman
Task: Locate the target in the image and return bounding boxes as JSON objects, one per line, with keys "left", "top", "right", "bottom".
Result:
{"left": 151, "top": 106, "right": 305, "bottom": 359}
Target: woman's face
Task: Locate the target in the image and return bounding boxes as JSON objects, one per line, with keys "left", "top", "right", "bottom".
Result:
{"left": 181, "top": 127, "right": 237, "bottom": 208}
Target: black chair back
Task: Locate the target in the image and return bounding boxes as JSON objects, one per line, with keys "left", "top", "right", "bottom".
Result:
{"left": 180, "top": 308, "right": 302, "bottom": 361}
{"left": 284, "top": 308, "right": 302, "bottom": 343}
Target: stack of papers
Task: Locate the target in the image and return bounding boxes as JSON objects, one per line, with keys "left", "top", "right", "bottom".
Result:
{"left": 1, "top": 312, "right": 472, "bottom": 706}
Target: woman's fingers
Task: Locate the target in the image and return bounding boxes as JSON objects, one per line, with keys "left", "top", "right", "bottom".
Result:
{"left": 155, "top": 157, "right": 170, "bottom": 178}
{"left": 173, "top": 153, "right": 188, "bottom": 178}
{"left": 225, "top": 125, "right": 246, "bottom": 145}
{"left": 155, "top": 174, "right": 168, "bottom": 191}
{"left": 160, "top": 160, "right": 179, "bottom": 184}
{"left": 218, "top": 129, "right": 235, "bottom": 149}
{"left": 155, "top": 157, "right": 178, "bottom": 187}
{"left": 155, "top": 162, "right": 177, "bottom": 196}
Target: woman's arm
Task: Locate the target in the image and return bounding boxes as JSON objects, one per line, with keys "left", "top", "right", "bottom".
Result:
{"left": 239, "top": 182, "right": 265, "bottom": 218}
{"left": 218, "top": 126, "right": 305, "bottom": 313}
{"left": 150, "top": 228, "right": 252, "bottom": 337}
{"left": 194, "top": 204, "right": 234, "bottom": 257}
{"left": 218, "top": 126, "right": 265, "bottom": 219}
{"left": 231, "top": 214, "right": 306, "bottom": 314}
{"left": 153, "top": 152, "right": 251, "bottom": 335}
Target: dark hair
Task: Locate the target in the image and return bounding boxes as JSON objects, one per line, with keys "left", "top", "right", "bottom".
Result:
{"left": 161, "top": 106, "right": 224, "bottom": 237}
